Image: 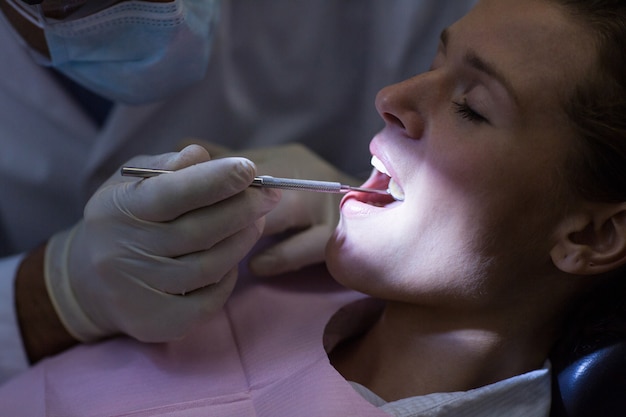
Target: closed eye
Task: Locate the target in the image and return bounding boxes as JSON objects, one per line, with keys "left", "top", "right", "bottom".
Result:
{"left": 452, "top": 100, "right": 488, "bottom": 124}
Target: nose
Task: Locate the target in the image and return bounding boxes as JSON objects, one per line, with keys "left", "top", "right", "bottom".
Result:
{"left": 375, "top": 76, "right": 428, "bottom": 140}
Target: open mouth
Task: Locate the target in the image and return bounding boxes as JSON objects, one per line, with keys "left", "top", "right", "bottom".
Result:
{"left": 371, "top": 155, "right": 405, "bottom": 202}
{"left": 352, "top": 156, "right": 405, "bottom": 206}
{"left": 371, "top": 155, "right": 405, "bottom": 201}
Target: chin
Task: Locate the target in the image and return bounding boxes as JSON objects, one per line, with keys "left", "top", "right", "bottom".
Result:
{"left": 325, "top": 226, "right": 360, "bottom": 289}
{"left": 325, "top": 226, "right": 383, "bottom": 296}
{"left": 325, "top": 227, "right": 346, "bottom": 279}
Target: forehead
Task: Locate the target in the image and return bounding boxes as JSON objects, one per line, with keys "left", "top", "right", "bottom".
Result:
{"left": 449, "top": 0, "right": 596, "bottom": 112}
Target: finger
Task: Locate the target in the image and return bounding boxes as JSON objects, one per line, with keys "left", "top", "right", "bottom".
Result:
{"left": 260, "top": 191, "right": 316, "bottom": 235}
{"left": 139, "top": 219, "right": 265, "bottom": 294}
{"left": 121, "top": 156, "right": 259, "bottom": 222}
{"left": 171, "top": 189, "right": 277, "bottom": 255}
{"left": 262, "top": 192, "right": 341, "bottom": 236}
{"left": 99, "top": 150, "right": 187, "bottom": 189}
{"left": 183, "top": 266, "right": 238, "bottom": 316}
{"left": 122, "top": 144, "right": 212, "bottom": 173}
{"left": 163, "top": 267, "right": 240, "bottom": 340}
{"left": 123, "top": 267, "right": 239, "bottom": 342}
{"left": 140, "top": 187, "right": 279, "bottom": 257}
{"left": 177, "top": 139, "right": 233, "bottom": 156}
{"left": 248, "top": 224, "right": 331, "bottom": 277}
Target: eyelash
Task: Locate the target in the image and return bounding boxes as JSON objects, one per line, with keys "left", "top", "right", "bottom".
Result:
{"left": 452, "top": 100, "right": 488, "bottom": 124}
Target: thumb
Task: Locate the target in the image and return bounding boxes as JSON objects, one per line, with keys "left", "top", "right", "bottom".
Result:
{"left": 165, "top": 144, "right": 213, "bottom": 170}
{"left": 120, "top": 144, "right": 212, "bottom": 175}
{"left": 177, "top": 138, "right": 232, "bottom": 157}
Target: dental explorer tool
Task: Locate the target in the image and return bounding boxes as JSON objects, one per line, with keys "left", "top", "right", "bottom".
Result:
{"left": 120, "top": 167, "right": 393, "bottom": 196}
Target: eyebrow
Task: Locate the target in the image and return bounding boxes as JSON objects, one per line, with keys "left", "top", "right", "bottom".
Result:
{"left": 440, "top": 29, "right": 520, "bottom": 105}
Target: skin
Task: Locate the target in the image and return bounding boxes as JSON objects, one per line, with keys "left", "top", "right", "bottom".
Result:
{"left": 326, "top": 0, "right": 617, "bottom": 401}
{"left": 0, "top": 0, "right": 173, "bottom": 56}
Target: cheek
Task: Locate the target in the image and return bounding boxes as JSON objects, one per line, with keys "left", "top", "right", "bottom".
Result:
{"left": 326, "top": 206, "right": 477, "bottom": 299}
{"left": 326, "top": 221, "right": 378, "bottom": 290}
{"left": 326, "top": 217, "right": 404, "bottom": 296}
{"left": 326, "top": 215, "right": 501, "bottom": 306}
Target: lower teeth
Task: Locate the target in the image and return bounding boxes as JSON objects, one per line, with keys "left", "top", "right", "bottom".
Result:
{"left": 387, "top": 178, "right": 405, "bottom": 201}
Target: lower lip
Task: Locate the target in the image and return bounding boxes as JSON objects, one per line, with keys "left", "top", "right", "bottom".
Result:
{"left": 340, "top": 192, "right": 400, "bottom": 217}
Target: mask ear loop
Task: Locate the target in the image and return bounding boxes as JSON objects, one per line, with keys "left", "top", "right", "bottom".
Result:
{"left": 4, "top": 0, "right": 44, "bottom": 28}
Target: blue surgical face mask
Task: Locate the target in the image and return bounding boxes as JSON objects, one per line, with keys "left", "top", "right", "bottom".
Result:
{"left": 6, "top": 0, "right": 220, "bottom": 105}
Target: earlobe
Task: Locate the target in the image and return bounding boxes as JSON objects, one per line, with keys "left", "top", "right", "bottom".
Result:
{"left": 551, "top": 204, "right": 626, "bottom": 275}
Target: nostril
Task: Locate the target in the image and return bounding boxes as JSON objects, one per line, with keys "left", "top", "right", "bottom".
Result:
{"left": 382, "top": 110, "right": 425, "bottom": 140}
{"left": 383, "top": 112, "right": 406, "bottom": 130}
{"left": 376, "top": 83, "right": 425, "bottom": 139}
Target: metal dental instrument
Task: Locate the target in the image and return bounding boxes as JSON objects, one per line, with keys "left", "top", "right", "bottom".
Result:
{"left": 120, "top": 167, "right": 392, "bottom": 196}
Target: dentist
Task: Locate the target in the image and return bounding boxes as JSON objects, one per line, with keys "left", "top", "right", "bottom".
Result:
{"left": 0, "top": 0, "right": 476, "bottom": 385}
{"left": 0, "top": 0, "right": 280, "bottom": 384}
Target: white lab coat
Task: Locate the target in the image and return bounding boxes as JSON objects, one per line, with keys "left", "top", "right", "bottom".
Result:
{"left": 0, "top": 0, "right": 477, "bottom": 383}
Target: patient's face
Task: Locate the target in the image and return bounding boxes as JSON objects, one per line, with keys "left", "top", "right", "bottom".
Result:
{"left": 326, "top": 0, "right": 596, "bottom": 310}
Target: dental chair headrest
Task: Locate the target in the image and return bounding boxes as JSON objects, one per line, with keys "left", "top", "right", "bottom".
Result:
{"left": 551, "top": 341, "right": 626, "bottom": 417}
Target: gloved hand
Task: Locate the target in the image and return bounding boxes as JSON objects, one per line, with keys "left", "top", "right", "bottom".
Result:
{"left": 45, "top": 145, "right": 280, "bottom": 343}
{"left": 181, "top": 140, "right": 358, "bottom": 276}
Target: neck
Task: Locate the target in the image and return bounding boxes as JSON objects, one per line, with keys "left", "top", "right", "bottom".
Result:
{"left": 330, "top": 300, "right": 556, "bottom": 401}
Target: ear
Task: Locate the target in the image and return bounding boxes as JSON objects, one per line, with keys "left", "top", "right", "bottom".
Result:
{"left": 551, "top": 203, "right": 626, "bottom": 275}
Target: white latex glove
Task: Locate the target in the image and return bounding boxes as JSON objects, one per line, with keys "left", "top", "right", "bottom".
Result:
{"left": 182, "top": 141, "right": 357, "bottom": 276}
{"left": 45, "top": 145, "right": 280, "bottom": 343}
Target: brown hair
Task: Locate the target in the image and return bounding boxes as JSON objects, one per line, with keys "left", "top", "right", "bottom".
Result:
{"left": 555, "top": 0, "right": 626, "bottom": 202}
{"left": 548, "top": 0, "right": 626, "bottom": 365}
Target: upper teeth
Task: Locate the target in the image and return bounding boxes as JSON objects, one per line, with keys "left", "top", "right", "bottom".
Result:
{"left": 371, "top": 155, "right": 390, "bottom": 176}
{"left": 370, "top": 156, "right": 405, "bottom": 201}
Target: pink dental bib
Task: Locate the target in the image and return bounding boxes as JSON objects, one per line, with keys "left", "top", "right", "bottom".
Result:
{"left": 0, "top": 265, "right": 390, "bottom": 416}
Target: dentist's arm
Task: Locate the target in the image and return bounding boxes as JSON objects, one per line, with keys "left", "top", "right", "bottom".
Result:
{"left": 15, "top": 145, "right": 280, "bottom": 363}
{"left": 15, "top": 245, "right": 75, "bottom": 364}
